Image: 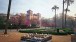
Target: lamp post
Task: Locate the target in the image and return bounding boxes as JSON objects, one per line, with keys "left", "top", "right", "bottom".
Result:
{"left": 10, "top": 24, "right": 12, "bottom": 31}
{"left": 4, "top": 0, "right": 12, "bottom": 34}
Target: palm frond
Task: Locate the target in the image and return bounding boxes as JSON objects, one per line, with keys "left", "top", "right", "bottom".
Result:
{"left": 52, "top": 5, "right": 59, "bottom": 10}
{"left": 65, "top": 8, "right": 70, "bottom": 12}
{"left": 64, "top": 0, "right": 74, "bottom": 6}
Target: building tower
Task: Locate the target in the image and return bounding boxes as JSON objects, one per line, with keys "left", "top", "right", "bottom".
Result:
{"left": 27, "top": 10, "right": 33, "bottom": 27}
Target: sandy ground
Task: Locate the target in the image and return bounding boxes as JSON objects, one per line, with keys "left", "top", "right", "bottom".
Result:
{"left": 0, "top": 32, "right": 25, "bottom": 42}
{"left": 52, "top": 35, "right": 71, "bottom": 42}
{"left": 0, "top": 32, "right": 75, "bottom": 42}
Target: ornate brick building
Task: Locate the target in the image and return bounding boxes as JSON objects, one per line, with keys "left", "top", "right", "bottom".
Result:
{"left": 25, "top": 10, "right": 41, "bottom": 27}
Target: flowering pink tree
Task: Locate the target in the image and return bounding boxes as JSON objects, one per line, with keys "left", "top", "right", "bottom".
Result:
{"left": 10, "top": 16, "right": 19, "bottom": 25}
{"left": 25, "top": 20, "right": 30, "bottom": 27}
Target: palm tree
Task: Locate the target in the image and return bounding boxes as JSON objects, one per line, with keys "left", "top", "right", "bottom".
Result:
{"left": 52, "top": 5, "right": 59, "bottom": 28}
{"left": 64, "top": 8, "right": 70, "bottom": 28}
{"left": 64, "top": 0, "right": 74, "bottom": 28}
{"left": 4, "top": 0, "right": 12, "bottom": 34}
{"left": 62, "top": 0, "right": 65, "bottom": 28}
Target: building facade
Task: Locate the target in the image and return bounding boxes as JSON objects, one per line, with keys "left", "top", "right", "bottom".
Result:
{"left": 25, "top": 10, "right": 41, "bottom": 27}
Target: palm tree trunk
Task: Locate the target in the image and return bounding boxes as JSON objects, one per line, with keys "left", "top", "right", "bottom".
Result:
{"left": 65, "top": 0, "right": 69, "bottom": 28}
{"left": 62, "top": 0, "right": 65, "bottom": 28}
{"left": 55, "top": 9, "right": 56, "bottom": 28}
{"left": 4, "top": 0, "right": 12, "bottom": 34}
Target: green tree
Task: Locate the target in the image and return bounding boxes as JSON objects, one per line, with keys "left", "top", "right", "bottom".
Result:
{"left": 0, "top": 17, "right": 5, "bottom": 29}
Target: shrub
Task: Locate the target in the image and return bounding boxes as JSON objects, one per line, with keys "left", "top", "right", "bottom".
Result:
{"left": 19, "top": 28, "right": 74, "bottom": 35}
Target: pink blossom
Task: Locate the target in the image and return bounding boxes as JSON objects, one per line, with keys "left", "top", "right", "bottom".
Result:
{"left": 25, "top": 20, "right": 30, "bottom": 26}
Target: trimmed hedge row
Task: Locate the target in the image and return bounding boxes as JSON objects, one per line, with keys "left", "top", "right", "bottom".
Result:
{"left": 19, "top": 28, "right": 74, "bottom": 35}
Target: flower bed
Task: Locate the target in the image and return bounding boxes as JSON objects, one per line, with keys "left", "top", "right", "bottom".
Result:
{"left": 21, "top": 33, "right": 52, "bottom": 42}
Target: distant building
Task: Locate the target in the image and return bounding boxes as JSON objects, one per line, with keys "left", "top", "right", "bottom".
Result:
{"left": 25, "top": 10, "right": 41, "bottom": 27}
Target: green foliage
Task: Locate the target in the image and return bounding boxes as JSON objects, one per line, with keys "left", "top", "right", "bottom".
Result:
{"left": 19, "top": 28, "right": 74, "bottom": 35}
{"left": 31, "top": 23, "right": 36, "bottom": 27}
{"left": 0, "top": 17, "right": 5, "bottom": 29}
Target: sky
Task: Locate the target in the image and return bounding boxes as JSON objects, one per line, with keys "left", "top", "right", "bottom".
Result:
{"left": 0, "top": 0, "right": 76, "bottom": 18}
